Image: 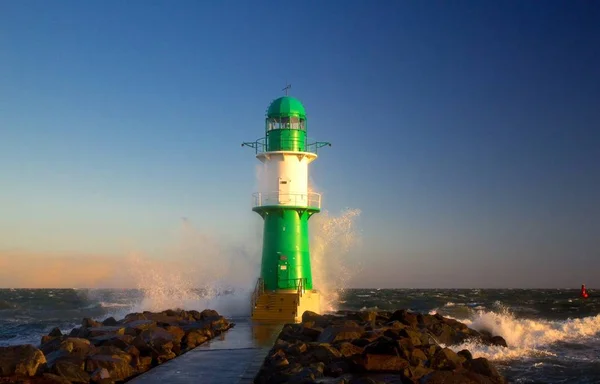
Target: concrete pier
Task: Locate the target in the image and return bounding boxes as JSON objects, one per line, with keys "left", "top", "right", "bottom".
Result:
{"left": 128, "top": 320, "right": 282, "bottom": 384}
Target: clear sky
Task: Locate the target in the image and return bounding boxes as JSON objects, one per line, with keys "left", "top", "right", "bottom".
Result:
{"left": 1, "top": 0, "right": 598, "bottom": 288}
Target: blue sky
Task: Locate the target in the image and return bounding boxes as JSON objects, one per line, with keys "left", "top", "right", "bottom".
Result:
{"left": 1, "top": 0, "right": 598, "bottom": 288}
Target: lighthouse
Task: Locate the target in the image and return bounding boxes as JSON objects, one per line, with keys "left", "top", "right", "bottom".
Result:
{"left": 243, "top": 89, "right": 330, "bottom": 322}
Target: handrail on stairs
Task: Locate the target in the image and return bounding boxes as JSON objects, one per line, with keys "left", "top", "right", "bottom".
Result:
{"left": 294, "top": 278, "right": 307, "bottom": 319}
{"left": 296, "top": 277, "right": 306, "bottom": 298}
{"left": 251, "top": 277, "right": 264, "bottom": 314}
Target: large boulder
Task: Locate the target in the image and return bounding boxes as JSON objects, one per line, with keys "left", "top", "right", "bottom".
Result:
{"left": 308, "top": 344, "right": 342, "bottom": 363}
{"left": 317, "top": 326, "right": 365, "bottom": 343}
{"left": 51, "top": 359, "right": 90, "bottom": 383}
{"left": 85, "top": 355, "right": 134, "bottom": 381}
{"left": 356, "top": 354, "right": 410, "bottom": 372}
{"left": 390, "top": 310, "right": 419, "bottom": 327}
{"left": 0, "top": 344, "right": 46, "bottom": 377}
{"left": 90, "top": 334, "right": 133, "bottom": 350}
{"left": 183, "top": 329, "right": 210, "bottom": 349}
{"left": 87, "top": 326, "right": 126, "bottom": 338}
{"left": 124, "top": 320, "right": 157, "bottom": 336}
{"left": 430, "top": 347, "right": 463, "bottom": 370}
{"left": 464, "top": 357, "right": 504, "bottom": 381}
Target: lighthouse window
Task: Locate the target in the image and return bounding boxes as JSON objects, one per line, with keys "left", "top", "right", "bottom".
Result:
{"left": 267, "top": 117, "right": 306, "bottom": 130}
{"left": 280, "top": 180, "right": 288, "bottom": 184}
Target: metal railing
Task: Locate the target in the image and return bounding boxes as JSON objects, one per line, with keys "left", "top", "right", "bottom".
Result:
{"left": 296, "top": 278, "right": 306, "bottom": 299}
{"left": 251, "top": 277, "right": 264, "bottom": 314}
{"left": 252, "top": 192, "right": 321, "bottom": 209}
{"left": 242, "top": 137, "right": 331, "bottom": 155}
{"left": 277, "top": 277, "right": 307, "bottom": 293}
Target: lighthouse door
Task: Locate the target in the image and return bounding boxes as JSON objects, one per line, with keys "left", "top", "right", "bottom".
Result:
{"left": 277, "top": 258, "right": 289, "bottom": 289}
{"left": 278, "top": 177, "right": 292, "bottom": 205}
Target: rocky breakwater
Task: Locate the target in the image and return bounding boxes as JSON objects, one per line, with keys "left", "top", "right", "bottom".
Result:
{"left": 0, "top": 308, "right": 233, "bottom": 383}
{"left": 255, "top": 310, "right": 508, "bottom": 384}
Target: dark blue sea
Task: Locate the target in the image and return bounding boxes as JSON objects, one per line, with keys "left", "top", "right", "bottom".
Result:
{"left": 0, "top": 288, "right": 598, "bottom": 383}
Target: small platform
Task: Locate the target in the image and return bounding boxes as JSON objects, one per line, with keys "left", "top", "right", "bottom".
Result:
{"left": 128, "top": 320, "right": 282, "bottom": 384}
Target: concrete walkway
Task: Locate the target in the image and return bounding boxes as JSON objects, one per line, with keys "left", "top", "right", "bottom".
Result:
{"left": 128, "top": 320, "right": 282, "bottom": 384}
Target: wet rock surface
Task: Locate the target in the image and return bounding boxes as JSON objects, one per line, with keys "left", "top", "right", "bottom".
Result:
{"left": 255, "top": 310, "right": 507, "bottom": 384}
{"left": 0, "top": 309, "right": 233, "bottom": 383}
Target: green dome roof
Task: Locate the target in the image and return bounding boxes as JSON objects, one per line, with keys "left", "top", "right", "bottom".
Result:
{"left": 267, "top": 96, "right": 306, "bottom": 119}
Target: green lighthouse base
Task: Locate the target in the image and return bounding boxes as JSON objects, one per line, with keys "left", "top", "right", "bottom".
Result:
{"left": 253, "top": 206, "right": 319, "bottom": 291}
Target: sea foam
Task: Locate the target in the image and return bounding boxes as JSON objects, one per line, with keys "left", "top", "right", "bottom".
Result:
{"left": 445, "top": 306, "right": 600, "bottom": 361}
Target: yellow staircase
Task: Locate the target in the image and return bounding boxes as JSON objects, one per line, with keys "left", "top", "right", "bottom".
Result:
{"left": 251, "top": 278, "right": 321, "bottom": 323}
{"left": 252, "top": 291, "right": 299, "bottom": 322}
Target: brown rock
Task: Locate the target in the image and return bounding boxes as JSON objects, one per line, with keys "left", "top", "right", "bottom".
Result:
{"left": 101, "top": 317, "right": 118, "bottom": 326}
{"left": 337, "top": 342, "right": 364, "bottom": 357}
{"left": 417, "top": 314, "right": 438, "bottom": 327}
{"left": 183, "top": 329, "right": 209, "bottom": 349}
{"left": 364, "top": 336, "right": 400, "bottom": 356}
{"left": 90, "top": 367, "right": 110, "bottom": 382}
{"left": 430, "top": 347, "right": 463, "bottom": 370}
{"left": 42, "top": 372, "right": 73, "bottom": 384}
{"left": 302, "top": 326, "right": 323, "bottom": 341}
{"left": 325, "top": 361, "right": 351, "bottom": 377}
{"left": 428, "top": 322, "right": 458, "bottom": 345}
{"left": 358, "top": 311, "right": 378, "bottom": 324}
{"left": 204, "top": 316, "right": 232, "bottom": 332}
{"left": 318, "top": 326, "right": 364, "bottom": 343}
{"left": 91, "top": 346, "right": 132, "bottom": 364}
{"left": 48, "top": 328, "right": 63, "bottom": 338}
{"left": 490, "top": 336, "right": 508, "bottom": 348}
{"left": 124, "top": 320, "right": 157, "bottom": 335}
{"left": 402, "top": 365, "right": 435, "bottom": 381}
{"left": 138, "top": 328, "right": 174, "bottom": 347}
{"left": 85, "top": 355, "right": 134, "bottom": 381}
{"left": 0, "top": 344, "right": 46, "bottom": 376}
{"left": 40, "top": 336, "right": 66, "bottom": 355}
{"left": 390, "top": 310, "right": 419, "bottom": 327}
{"left": 137, "top": 356, "right": 153, "bottom": 372}
{"left": 410, "top": 348, "right": 428, "bottom": 366}
{"left": 125, "top": 345, "right": 140, "bottom": 358}
{"left": 458, "top": 349, "right": 473, "bottom": 361}
{"left": 301, "top": 311, "right": 329, "bottom": 327}
{"left": 387, "top": 320, "right": 407, "bottom": 329}
{"left": 52, "top": 360, "right": 90, "bottom": 383}
{"left": 44, "top": 349, "right": 71, "bottom": 369}
{"left": 87, "top": 327, "right": 126, "bottom": 338}
{"left": 187, "top": 310, "right": 201, "bottom": 321}
{"left": 421, "top": 344, "right": 441, "bottom": 359}
{"left": 199, "top": 309, "right": 219, "bottom": 319}
{"left": 60, "top": 338, "right": 94, "bottom": 358}
{"left": 40, "top": 335, "right": 62, "bottom": 346}
{"left": 122, "top": 313, "right": 148, "bottom": 323}
{"left": 351, "top": 338, "right": 373, "bottom": 348}
{"left": 90, "top": 334, "right": 133, "bottom": 349}
{"left": 464, "top": 357, "right": 503, "bottom": 379}
{"left": 357, "top": 353, "right": 410, "bottom": 372}
{"left": 165, "top": 325, "right": 185, "bottom": 343}
{"left": 156, "top": 350, "right": 177, "bottom": 364}
{"left": 285, "top": 342, "right": 308, "bottom": 356}
{"left": 82, "top": 318, "right": 102, "bottom": 328}
{"left": 309, "top": 344, "right": 341, "bottom": 363}
{"left": 399, "top": 328, "right": 424, "bottom": 346}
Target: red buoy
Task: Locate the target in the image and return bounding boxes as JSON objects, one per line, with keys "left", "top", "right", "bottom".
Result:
{"left": 581, "top": 284, "right": 589, "bottom": 299}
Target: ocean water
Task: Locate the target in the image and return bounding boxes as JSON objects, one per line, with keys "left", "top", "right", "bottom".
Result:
{"left": 0, "top": 288, "right": 598, "bottom": 383}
